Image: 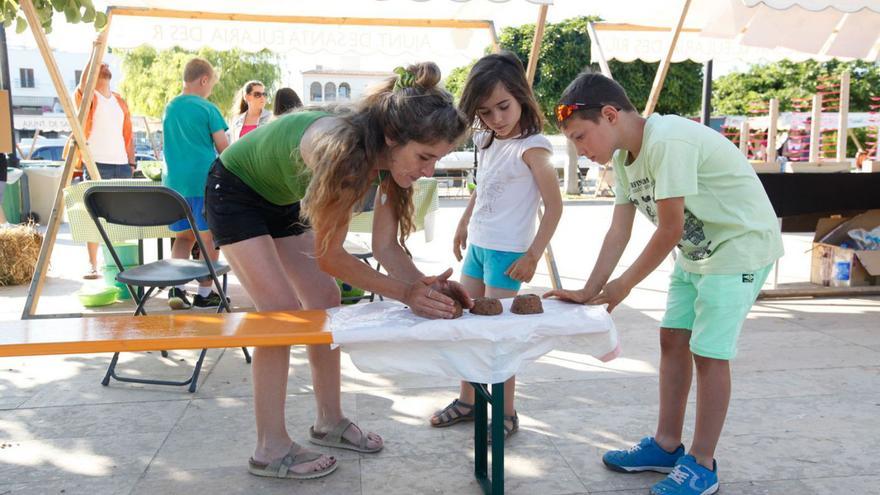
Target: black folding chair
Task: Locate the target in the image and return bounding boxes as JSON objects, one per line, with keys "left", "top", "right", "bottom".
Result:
{"left": 84, "top": 185, "right": 250, "bottom": 392}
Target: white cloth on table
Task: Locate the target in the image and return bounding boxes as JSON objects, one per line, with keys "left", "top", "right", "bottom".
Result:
{"left": 330, "top": 299, "right": 618, "bottom": 384}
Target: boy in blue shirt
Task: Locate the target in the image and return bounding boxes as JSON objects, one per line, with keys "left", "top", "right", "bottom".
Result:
{"left": 162, "top": 58, "right": 229, "bottom": 309}
{"left": 547, "top": 72, "right": 783, "bottom": 495}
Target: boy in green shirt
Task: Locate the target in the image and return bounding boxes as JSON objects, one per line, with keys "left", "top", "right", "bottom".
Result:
{"left": 547, "top": 73, "right": 783, "bottom": 495}
{"left": 162, "top": 57, "right": 229, "bottom": 309}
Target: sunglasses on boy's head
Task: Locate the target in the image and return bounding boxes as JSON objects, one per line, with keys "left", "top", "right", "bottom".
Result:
{"left": 555, "top": 103, "right": 617, "bottom": 123}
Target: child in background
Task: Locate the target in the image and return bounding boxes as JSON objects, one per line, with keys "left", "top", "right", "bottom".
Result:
{"left": 162, "top": 57, "right": 229, "bottom": 309}
{"left": 547, "top": 72, "right": 783, "bottom": 495}
{"left": 429, "top": 52, "right": 563, "bottom": 442}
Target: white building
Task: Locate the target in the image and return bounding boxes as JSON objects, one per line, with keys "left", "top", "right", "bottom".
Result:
{"left": 301, "top": 66, "right": 393, "bottom": 105}
{"left": 9, "top": 46, "right": 123, "bottom": 115}
{"left": 7, "top": 46, "right": 123, "bottom": 141}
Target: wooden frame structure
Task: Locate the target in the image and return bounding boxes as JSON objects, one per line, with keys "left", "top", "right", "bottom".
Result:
{"left": 21, "top": 2, "right": 559, "bottom": 317}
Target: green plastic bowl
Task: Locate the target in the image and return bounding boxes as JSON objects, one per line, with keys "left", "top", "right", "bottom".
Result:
{"left": 77, "top": 286, "right": 119, "bottom": 307}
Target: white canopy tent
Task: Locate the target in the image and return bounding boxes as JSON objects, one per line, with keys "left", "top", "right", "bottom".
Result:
{"left": 19, "top": 0, "right": 564, "bottom": 318}
{"left": 590, "top": 0, "right": 880, "bottom": 63}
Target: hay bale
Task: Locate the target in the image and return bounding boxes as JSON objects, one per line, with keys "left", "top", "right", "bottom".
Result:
{"left": 0, "top": 224, "right": 43, "bottom": 286}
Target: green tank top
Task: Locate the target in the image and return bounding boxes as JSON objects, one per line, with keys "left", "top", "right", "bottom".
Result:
{"left": 220, "top": 111, "right": 329, "bottom": 206}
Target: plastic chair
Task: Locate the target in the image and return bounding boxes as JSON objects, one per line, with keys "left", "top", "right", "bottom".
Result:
{"left": 84, "top": 185, "right": 250, "bottom": 392}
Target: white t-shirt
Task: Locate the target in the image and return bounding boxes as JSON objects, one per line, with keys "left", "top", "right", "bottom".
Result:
{"left": 468, "top": 132, "right": 553, "bottom": 252}
{"left": 88, "top": 92, "right": 128, "bottom": 164}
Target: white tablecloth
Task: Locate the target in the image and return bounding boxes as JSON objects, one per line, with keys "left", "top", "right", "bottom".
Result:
{"left": 330, "top": 299, "right": 618, "bottom": 384}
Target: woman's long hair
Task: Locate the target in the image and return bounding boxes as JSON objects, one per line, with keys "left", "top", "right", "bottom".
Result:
{"left": 301, "top": 62, "right": 468, "bottom": 257}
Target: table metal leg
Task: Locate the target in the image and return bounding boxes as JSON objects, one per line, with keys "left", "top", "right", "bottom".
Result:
{"left": 471, "top": 382, "right": 505, "bottom": 495}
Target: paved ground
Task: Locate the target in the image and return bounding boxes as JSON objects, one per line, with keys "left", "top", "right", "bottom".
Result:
{"left": 1, "top": 199, "right": 878, "bottom": 494}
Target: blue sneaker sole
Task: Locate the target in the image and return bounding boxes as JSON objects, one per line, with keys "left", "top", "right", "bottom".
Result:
{"left": 602, "top": 457, "right": 675, "bottom": 474}
{"left": 650, "top": 482, "right": 719, "bottom": 495}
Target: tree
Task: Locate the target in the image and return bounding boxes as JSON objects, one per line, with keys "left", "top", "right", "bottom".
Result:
{"left": 713, "top": 59, "right": 880, "bottom": 114}
{"left": 444, "top": 16, "right": 704, "bottom": 131}
{"left": 0, "top": 0, "right": 107, "bottom": 34}
{"left": 116, "top": 46, "right": 282, "bottom": 119}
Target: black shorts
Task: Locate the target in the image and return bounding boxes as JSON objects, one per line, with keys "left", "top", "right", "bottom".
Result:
{"left": 205, "top": 159, "right": 310, "bottom": 247}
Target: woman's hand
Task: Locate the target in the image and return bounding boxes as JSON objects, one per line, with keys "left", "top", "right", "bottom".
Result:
{"left": 452, "top": 222, "right": 468, "bottom": 262}
{"left": 403, "top": 268, "right": 472, "bottom": 318}
{"left": 505, "top": 252, "right": 539, "bottom": 283}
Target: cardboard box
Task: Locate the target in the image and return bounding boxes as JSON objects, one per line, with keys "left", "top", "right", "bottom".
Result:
{"left": 810, "top": 210, "right": 880, "bottom": 287}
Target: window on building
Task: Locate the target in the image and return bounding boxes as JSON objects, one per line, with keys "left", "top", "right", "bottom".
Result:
{"left": 310, "top": 82, "right": 322, "bottom": 102}
{"left": 324, "top": 82, "right": 337, "bottom": 102}
{"left": 20, "top": 68, "right": 35, "bottom": 88}
{"left": 338, "top": 82, "right": 351, "bottom": 100}
{"left": 74, "top": 70, "right": 83, "bottom": 86}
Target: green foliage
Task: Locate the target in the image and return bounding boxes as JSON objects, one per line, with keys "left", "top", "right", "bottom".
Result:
{"left": 444, "top": 16, "right": 704, "bottom": 132}
{"left": 713, "top": 60, "right": 880, "bottom": 114}
{"left": 443, "top": 60, "right": 475, "bottom": 100}
{"left": 115, "top": 46, "right": 281, "bottom": 119}
{"left": 1, "top": 0, "right": 107, "bottom": 34}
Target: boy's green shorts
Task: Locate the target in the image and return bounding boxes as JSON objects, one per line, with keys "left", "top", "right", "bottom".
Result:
{"left": 660, "top": 263, "right": 773, "bottom": 360}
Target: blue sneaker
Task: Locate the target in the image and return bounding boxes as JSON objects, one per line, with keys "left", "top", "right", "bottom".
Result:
{"left": 650, "top": 455, "right": 719, "bottom": 495}
{"left": 602, "top": 437, "right": 684, "bottom": 473}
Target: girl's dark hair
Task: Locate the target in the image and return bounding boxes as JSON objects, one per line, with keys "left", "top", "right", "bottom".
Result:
{"left": 235, "top": 80, "right": 265, "bottom": 116}
{"left": 458, "top": 51, "right": 543, "bottom": 148}
{"left": 273, "top": 87, "right": 303, "bottom": 116}
{"left": 558, "top": 71, "right": 637, "bottom": 126}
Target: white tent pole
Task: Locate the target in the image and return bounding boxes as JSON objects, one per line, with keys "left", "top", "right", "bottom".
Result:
{"left": 837, "top": 71, "right": 850, "bottom": 161}
{"left": 809, "top": 94, "right": 822, "bottom": 162}
{"left": 643, "top": 0, "right": 692, "bottom": 116}
{"left": 768, "top": 98, "right": 779, "bottom": 163}
{"left": 586, "top": 21, "right": 613, "bottom": 78}
{"left": 740, "top": 120, "right": 750, "bottom": 157}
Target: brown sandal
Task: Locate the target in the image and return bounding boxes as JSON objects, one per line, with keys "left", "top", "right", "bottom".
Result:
{"left": 308, "top": 418, "right": 383, "bottom": 453}
{"left": 430, "top": 399, "right": 475, "bottom": 428}
{"left": 247, "top": 442, "right": 337, "bottom": 480}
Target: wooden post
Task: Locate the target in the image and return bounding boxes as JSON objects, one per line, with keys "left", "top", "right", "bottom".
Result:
{"left": 21, "top": 11, "right": 112, "bottom": 318}
{"left": 26, "top": 128, "right": 40, "bottom": 159}
{"left": 525, "top": 4, "right": 548, "bottom": 87}
{"left": 768, "top": 98, "right": 779, "bottom": 163}
{"left": 740, "top": 121, "right": 750, "bottom": 157}
{"left": 20, "top": 0, "right": 100, "bottom": 180}
{"left": 523, "top": 3, "right": 559, "bottom": 290}
{"left": 487, "top": 21, "right": 500, "bottom": 54}
{"left": 837, "top": 71, "right": 850, "bottom": 161}
{"left": 643, "top": 0, "right": 692, "bottom": 116}
{"left": 587, "top": 22, "right": 613, "bottom": 78}
{"left": 809, "top": 94, "right": 822, "bottom": 163}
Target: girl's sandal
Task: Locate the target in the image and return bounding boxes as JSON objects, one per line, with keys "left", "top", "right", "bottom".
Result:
{"left": 430, "top": 399, "right": 475, "bottom": 427}
{"left": 487, "top": 412, "right": 519, "bottom": 444}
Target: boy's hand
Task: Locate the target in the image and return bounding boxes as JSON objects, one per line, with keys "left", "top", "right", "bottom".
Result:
{"left": 505, "top": 252, "right": 539, "bottom": 282}
{"left": 587, "top": 278, "right": 632, "bottom": 313}
{"left": 542, "top": 285, "right": 599, "bottom": 304}
{"left": 452, "top": 222, "right": 468, "bottom": 261}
